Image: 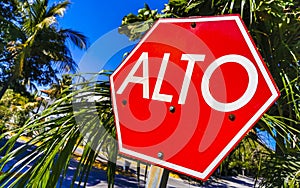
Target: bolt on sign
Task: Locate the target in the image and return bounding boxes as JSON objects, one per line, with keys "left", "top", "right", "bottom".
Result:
{"left": 110, "top": 15, "right": 280, "bottom": 180}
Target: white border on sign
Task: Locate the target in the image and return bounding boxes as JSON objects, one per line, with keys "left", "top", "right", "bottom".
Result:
{"left": 110, "top": 15, "right": 279, "bottom": 180}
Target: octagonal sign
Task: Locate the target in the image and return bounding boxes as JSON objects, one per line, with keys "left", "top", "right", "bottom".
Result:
{"left": 110, "top": 15, "right": 279, "bottom": 180}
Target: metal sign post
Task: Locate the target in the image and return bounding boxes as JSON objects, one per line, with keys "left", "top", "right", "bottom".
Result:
{"left": 145, "top": 165, "right": 169, "bottom": 188}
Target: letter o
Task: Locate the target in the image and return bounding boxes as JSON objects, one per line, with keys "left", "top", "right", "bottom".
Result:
{"left": 201, "top": 54, "right": 258, "bottom": 112}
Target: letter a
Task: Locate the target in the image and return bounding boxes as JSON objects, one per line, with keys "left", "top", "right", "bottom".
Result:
{"left": 117, "top": 52, "right": 149, "bottom": 99}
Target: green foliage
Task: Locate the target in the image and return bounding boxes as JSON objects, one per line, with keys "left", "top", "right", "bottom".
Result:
{"left": 165, "top": 0, "right": 214, "bottom": 17}
{"left": 0, "top": 0, "right": 88, "bottom": 100}
{"left": 220, "top": 132, "right": 269, "bottom": 177}
{"left": 258, "top": 153, "right": 300, "bottom": 187}
{"left": 0, "top": 72, "right": 117, "bottom": 187}
{"left": 119, "top": 0, "right": 300, "bottom": 187}
{"left": 0, "top": 89, "right": 37, "bottom": 129}
{"left": 0, "top": 1, "right": 21, "bottom": 84}
{"left": 119, "top": 4, "right": 159, "bottom": 41}
{"left": 44, "top": 74, "right": 73, "bottom": 99}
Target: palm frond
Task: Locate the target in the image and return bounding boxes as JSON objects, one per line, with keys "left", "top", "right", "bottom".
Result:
{"left": 60, "top": 29, "right": 89, "bottom": 50}
{"left": 0, "top": 72, "right": 117, "bottom": 187}
{"left": 46, "top": 0, "right": 70, "bottom": 18}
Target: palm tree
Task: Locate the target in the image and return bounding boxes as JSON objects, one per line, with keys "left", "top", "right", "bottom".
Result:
{"left": 0, "top": 0, "right": 87, "bottom": 100}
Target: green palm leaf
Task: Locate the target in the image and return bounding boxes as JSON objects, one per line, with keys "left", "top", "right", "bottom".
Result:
{"left": 0, "top": 72, "right": 117, "bottom": 187}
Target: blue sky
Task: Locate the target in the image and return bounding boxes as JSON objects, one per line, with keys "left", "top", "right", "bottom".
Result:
{"left": 56, "top": 0, "right": 168, "bottom": 65}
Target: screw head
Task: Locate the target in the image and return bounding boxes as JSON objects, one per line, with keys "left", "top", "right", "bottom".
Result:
{"left": 157, "top": 152, "right": 164, "bottom": 159}
{"left": 122, "top": 100, "right": 127, "bottom": 105}
{"left": 169, "top": 106, "right": 175, "bottom": 113}
{"left": 191, "top": 22, "right": 196, "bottom": 28}
{"left": 229, "top": 114, "right": 236, "bottom": 121}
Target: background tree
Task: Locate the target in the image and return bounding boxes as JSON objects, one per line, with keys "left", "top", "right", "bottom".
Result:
{"left": 0, "top": 0, "right": 87, "bottom": 100}
{"left": 0, "top": 1, "right": 21, "bottom": 85}
{"left": 0, "top": 89, "right": 37, "bottom": 131}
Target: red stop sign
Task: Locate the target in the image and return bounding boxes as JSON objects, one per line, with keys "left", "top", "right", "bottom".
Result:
{"left": 110, "top": 15, "right": 279, "bottom": 180}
